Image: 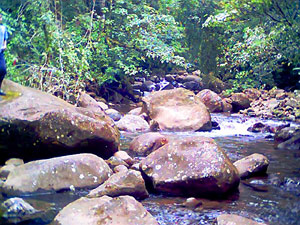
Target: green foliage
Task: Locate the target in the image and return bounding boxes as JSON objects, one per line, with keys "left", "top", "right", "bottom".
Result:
{"left": 1, "top": 0, "right": 187, "bottom": 103}
{"left": 205, "top": 0, "right": 300, "bottom": 91}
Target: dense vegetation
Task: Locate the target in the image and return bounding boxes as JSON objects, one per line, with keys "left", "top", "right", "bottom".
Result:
{"left": 1, "top": 0, "right": 299, "bottom": 102}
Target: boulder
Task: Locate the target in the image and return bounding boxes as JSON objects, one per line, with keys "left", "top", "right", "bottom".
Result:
{"left": 114, "top": 151, "right": 134, "bottom": 167}
{"left": 275, "top": 127, "right": 300, "bottom": 150}
{"left": 77, "top": 92, "right": 106, "bottom": 112}
{"left": 5, "top": 158, "right": 24, "bottom": 166}
{"left": 0, "top": 164, "right": 16, "bottom": 180}
{"left": 105, "top": 156, "right": 129, "bottom": 170}
{"left": 52, "top": 195, "right": 158, "bottom": 225}
{"left": 1, "top": 153, "right": 112, "bottom": 196}
{"left": 233, "top": 153, "right": 269, "bottom": 179}
{"left": 244, "top": 88, "right": 261, "bottom": 102}
{"left": 87, "top": 170, "right": 149, "bottom": 199}
{"left": 0, "top": 197, "right": 40, "bottom": 224}
{"left": 105, "top": 108, "right": 122, "bottom": 121}
{"left": 221, "top": 98, "right": 233, "bottom": 112}
{"left": 127, "top": 107, "right": 142, "bottom": 116}
{"left": 115, "top": 115, "right": 150, "bottom": 132}
{"left": 247, "top": 122, "right": 272, "bottom": 133}
{"left": 197, "top": 89, "right": 223, "bottom": 113}
{"left": 217, "top": 214, "right": 267, "bottom": 225}
{"left": 140, "top": 136, "right": 240, "bottom": 197}
{"left": 230, "top": 93, "right": 251, "bottom": 112}
{"left": 141, "top": 88, "right": 212, "bottom": 131}
{"left": 129, "top": 132, "right": 169, "bottom": 156}
{"left": 0, "top": 80, "right": 120, "bottom": 164}
{"left": 114, "top": 165, "right": 128, "bottom": 173}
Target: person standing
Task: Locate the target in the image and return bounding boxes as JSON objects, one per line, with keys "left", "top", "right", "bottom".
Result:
{"left": 0, "top": 13, "right": 8, "bottom": 96}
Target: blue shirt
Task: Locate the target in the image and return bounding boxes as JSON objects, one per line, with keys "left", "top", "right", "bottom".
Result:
{"left": 0, "top": 24, "right": 8, "bottom": 50}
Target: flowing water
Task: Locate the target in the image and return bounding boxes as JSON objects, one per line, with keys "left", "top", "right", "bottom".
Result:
{"left": 0, "top": 114, "right": 299, "bottom": 225}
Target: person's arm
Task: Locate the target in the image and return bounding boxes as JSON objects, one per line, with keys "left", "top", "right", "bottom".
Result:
{"left": 3, "top": 26, "right": 8, "bottom": 50}
{"left": 3, "top": 40, "right": 6, "bottom": 50}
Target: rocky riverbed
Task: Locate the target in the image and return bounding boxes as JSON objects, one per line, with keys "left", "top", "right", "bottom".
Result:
{"left": 0, "top": 79, "right": 299, "bottom": 224}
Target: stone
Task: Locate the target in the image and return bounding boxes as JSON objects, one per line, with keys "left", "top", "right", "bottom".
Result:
{"left": 197, "top": 89, "right": 223, "bottom": 113}
{"left": 0, "top": 80, "right": 120, "bottom": 164}
{"left": 0, "top": 164, "right": 16, "bottom": 179}
{"left": 247, "top": 122, "right": 271, "bottom": 133}
{"left": 5, "top": 158, "right": 24, "bottom": 166}
{"left": 106, "top": 156, "right": 129, "bottom": 170}
{"left": 140, "top": 136, "right": 240, "bottom": 197}
{"left": 53, "top": 195, "right": 158, "bottom": 225}
{"left": 105, "top": 108, "right": 122, "bottom": 121}
{"left": 217, "top": 214, "right": 267, "bottom": 225}
{"left": 275, "top": 127, "right": 300, "bottom": 150}
{"left": 77, "top": 92, "right": 106, "bottom": 112}
{"left": 0, "top": 197, "right": 39, "bottom": 224}
{"left": 114, "top": 165, "right": 128, "bottom": 173}
{"left": 87, "top": 170, "right": 149, "bottom": 199}
{"left": 114, "top": 151, "right": 134, "bottom": 167}
{"left": 183, "top": 197, "right": 203, "bottom": 208}
{"left": 1, "top": 153, "right": 112, "bottom": 196}
{"left": 230, "top": 93, "right": 251, "bottom": 112}
{"left": 115, "top": 115, "right": 150, "bottom": 132}
{"left": 222, "top": 98, "right": 233, "bottom": 112}
{"left": 127, "top": 107, "right": 142, "bottom": 116}
{"left": 129, "top": 132, "right": 168, "bottom": 156}
{"left": 244, "top": 88, "right": 261, "bottom": 102}
{"left": 233, "top": 153, "right": 269, "bottom": 179}
{"left": 141, "top": 88, "right": 212, "bottom": 131}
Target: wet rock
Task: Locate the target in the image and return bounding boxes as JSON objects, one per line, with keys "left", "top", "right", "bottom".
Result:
{"left": 0, "top": 80, "right": 120, "bottom": 164}
{"left": 105, "top": 108, "right": 122, "bottom": 121}
{"left": 244, "top": 88, "right": 261, "bottom": 102}
{"left": 1, "top": 153, "right": 112, "bottom": 196}
{"left": 140, "top": 136, "right": 240, "bottom": 197}
{"left": 5, "top": 158, "right": 24, "bottom": 166}
{"left": 114, "top": 165, "right": 128, "bottom": 173}
{"left": 106, "top": 156, "right": 129, "bottom": 171}
{"left": 53, "top": 195, "right": 158, "bottom": 225}
{"left": 233, "top": 153, "right": 269, "bottom": 179}
{"left": 247, "top": 122, "right": 271, "bottom": 133}
{"left": 275, "top": 127, "right": 300, "bottom": 150}
{"left": 130, "top": 163, "right": 141, "bottom": 171}
{"left": 161, "top": 82, "right": 174, "bottom": 90}
{"left": 217, "top": 214, "right": 267, "bottom": 225}
{"left": 129, "top": 132, "right": 168, "bottom": 156}
{"left": 211, "top": 121, "right": 221, "bottom": 130}
{"left": 197, "top": 89, "right": 223, "bottom": 113}
{"left": 141, "top": 88, "right": 212, "bottom": 131}
{"left": 77, "top": 92, "right": 106, "bottom": 112}
{"left": 87, "top": 169, "right": 149, "bottom": 199}
{"left": 0, "top": 164, "right": 16, "bottom": 180}
{"left": 230, "top": 93, "right": 251, "bottom": 112}
{"left": 114, "top": 151, "right": 134, "bottom": 167}
{"left": 115, "top": 115, "right": 150, "bottom": 132}
{"left": 127, "top": 107, "right": 142, "bottom": 116}
{"left": 221, "top": 98, "right": 233, "bottom": 112}
{"left": 183, "top": 81, "right": 202, "bottom": 92}
{"left": 141, "top": 80, "right": 156, "bottom": 92}
{"left": 0, "top": 197, "right": 44, "bottom": 224}
{"left": 183, "top": 197, "right": 203, "bottom": 208}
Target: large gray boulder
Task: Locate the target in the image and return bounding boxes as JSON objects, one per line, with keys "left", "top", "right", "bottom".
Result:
{"left": 0, "top": 80, "right": 120, "bottom": 163}
{"left": 141, "top": 88, "right": 212, "bottom": 131}
{"left": 140, "top": 136, "right": 240, "bottom": 197}
{"left": 52, "top": 195, "right": 158, "bottom": 225}
{"left": 1, "top": 154, "right": 112, "bottom": 196}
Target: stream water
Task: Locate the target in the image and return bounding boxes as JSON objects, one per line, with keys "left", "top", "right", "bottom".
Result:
{"left": 0, "top": 114, "right": 299, "bottom": 225}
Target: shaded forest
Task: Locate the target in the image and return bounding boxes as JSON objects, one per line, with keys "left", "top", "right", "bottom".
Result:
{"left": 1, "top": 0, "right": 299, "bottom": 103}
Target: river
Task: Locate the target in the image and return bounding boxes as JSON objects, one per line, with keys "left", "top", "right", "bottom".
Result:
{"left": 0, "top": 113, "right": 299, "bottom": 224}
